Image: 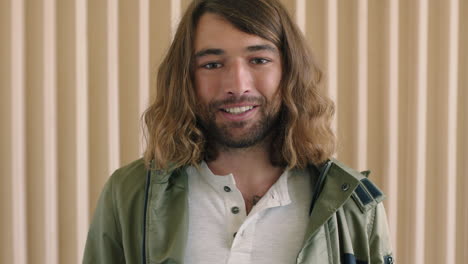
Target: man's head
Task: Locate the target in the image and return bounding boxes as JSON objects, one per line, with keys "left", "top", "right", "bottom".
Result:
{"left": 194, "top": 13, "right": 282, "bottom": 150}
{"left": 144, "top": 0, "right": 335, "bottom": 170}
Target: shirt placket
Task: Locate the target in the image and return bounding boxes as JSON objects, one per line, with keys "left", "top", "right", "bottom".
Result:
{"left": 225, "top": 176, "right": 252, "bottom": 263}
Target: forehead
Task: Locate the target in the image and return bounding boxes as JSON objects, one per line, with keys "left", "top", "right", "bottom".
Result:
{"left": 194, "top": 13, "right": 276, "bottom": 53}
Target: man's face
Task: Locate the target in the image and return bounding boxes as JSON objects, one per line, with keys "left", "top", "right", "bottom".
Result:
{"left": 193, "top": 13, "right": 283, "bottom": 149}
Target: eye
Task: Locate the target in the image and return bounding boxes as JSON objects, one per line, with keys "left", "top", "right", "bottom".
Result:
{"left": 250, "top": 58, "right": 271, "bottom": 65}
{"left": 201, "top": 62, "right": 222, "bottom": 69}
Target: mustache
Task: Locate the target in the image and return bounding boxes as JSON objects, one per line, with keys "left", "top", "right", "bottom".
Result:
{"left": 209, "top": 95, "right": 266, "bottom": 110}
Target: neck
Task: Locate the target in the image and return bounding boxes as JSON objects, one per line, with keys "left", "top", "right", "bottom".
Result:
{"left": 206, "top": 140, "right": 284, "bottom": 196}
{"left": 206, "top": 141, "right": 284, "bottom": 215}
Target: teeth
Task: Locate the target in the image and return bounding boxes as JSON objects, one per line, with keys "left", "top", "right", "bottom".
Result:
{"left": 224, "top": 106, "right": 254, "bottom": 114}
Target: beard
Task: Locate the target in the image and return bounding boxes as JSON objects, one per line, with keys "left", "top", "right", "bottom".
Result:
{"left": 197, "top": 95, "right": 281, "bottom": 149}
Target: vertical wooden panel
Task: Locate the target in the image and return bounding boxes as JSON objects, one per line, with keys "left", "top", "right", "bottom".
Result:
{"left": 75, "top": 0, "right": 89, "bottom": 261}
{"left": 57, "top": 0, "right": 77, "bottom": 262}
{"left": 149, "top": 1, "right": 172, "bottom": 100}
{"left": 295, "top": 0, "right": 306, "bottom": 33}
{"left": 444, "top": 0, "right": 459, "bottom": 263}
{"left": 87, "top": 4, "right": 108, "bottom": 261}
{"left": 171, "top": 0, "right": 182, "bottom": 37}
{"left": 455, "top": 1, "right": 468, "bottom": 263}
{"left": 386, "top": 0, "right": 400, "bottom": 250}
{"left": 367, "top": 0, "right": 385, "bottom": 192}
{"left": 0, "top": 0, "right": 13, "bottom": 263}
{"left": 366, "top": 0, "right": 386, "bottom": 195}
{"left": 396, "top": 0, "right": 418, "bottom": 262}
{"left": 119, "top": 0, "right": 140, "bottom": 165}
{"left": 25, "top": 0, "right": 46, "bottom": 262}
{"left": 139, "top": 0, "right": 150, "bottom": 154}
{"left": 426, "top": 0, "right": 450, "bottom": 262}
{"left": 356, "top": 0, "right": 368, "bottom": 170}
{"left": 337, "top": 0, "right": 358, "bottom": 166}
{"left": 326, "top": 0, "right": 338, "bottom": 133}
{"left": 305, "top": 0, "right": 326, "bottom": 69}
{"left": 43, "top": 0, "right": 59, "bottom": 263}
{"left": 414, "top": 0, "right": 429, "bottom": 263}
{"left": 10, "top": 0, "right": 27, "bottom": 263}
{"left": 107, "top": 0, "right": 120, "bottom": 174}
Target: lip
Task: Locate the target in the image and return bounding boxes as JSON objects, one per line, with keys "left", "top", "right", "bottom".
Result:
{"left": 219, "top": 103, "right": 259, "bottom": 110}
{"left": 218, "top": 105, "right": 259, "bottom": 121}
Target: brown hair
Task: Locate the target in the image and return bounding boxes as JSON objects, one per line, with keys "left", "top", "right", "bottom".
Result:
{"left": 143, "top": 0, "right": 335, "bottom": 170}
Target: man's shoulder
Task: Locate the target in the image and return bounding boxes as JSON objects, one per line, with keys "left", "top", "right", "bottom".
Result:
{"left": 107, "top": 158, "right": 148, "bottom": 197}
{"left": 327, "top": 158, "right": 386, "bottom": 213}
{"left": 112, "top": 158, "right": 147, "bottom": 179}
{"left": 319, "top": 160, "right": 393, "bottom": 262}
{"left": 327, "top": 158, "right": 369, "bottom": 183}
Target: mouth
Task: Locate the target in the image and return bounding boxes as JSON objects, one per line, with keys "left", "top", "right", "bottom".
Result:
{"left": 220, "top": 105, "right": 257, "bottom": 115}
{"left": 217, "top": 105, "right": 259, "bottom": 122}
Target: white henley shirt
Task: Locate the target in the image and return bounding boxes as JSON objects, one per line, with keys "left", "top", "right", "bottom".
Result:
{"left": 183, "top": 161, "right": 312, "bottom": 264}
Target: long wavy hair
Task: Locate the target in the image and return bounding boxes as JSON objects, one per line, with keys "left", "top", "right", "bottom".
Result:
{"left": 143, "top": 0, "right": 335, "bottom": 170}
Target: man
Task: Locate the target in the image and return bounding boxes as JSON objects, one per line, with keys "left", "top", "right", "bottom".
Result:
{"left": 83, "top": 0, "right": 394, "bottom": 263}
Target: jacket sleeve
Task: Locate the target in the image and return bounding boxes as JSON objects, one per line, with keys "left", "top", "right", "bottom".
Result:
{"left": 368, "top": 203, "right": 394, "bottom": 264}
{"left": 83, "top": 175, "right": 126, "bottom": 264}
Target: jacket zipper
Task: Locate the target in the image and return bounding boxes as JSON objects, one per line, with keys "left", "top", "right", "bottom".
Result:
{"left": 141, "top": 169, "right": 152, "bottom": 264}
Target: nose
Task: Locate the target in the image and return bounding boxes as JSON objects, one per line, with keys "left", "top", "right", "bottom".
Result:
{"left": 222, "top": 59, "right": 252, "bottom": 96}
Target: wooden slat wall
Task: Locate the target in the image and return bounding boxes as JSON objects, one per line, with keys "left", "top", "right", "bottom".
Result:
{"left": 0, "top": 0, "right": 466, "bottom": 263}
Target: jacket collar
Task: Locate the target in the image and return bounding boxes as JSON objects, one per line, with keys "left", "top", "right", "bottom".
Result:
{"left": 144, "top": 166, "right": 188, "bottom": 263}
{"left": 302, "top": 159, "right": 363, "bottom": 244}
{"left": 151, "top": 160, "right": 187, "bottom": 189}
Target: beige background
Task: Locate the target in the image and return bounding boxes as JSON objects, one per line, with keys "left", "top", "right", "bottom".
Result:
{"left": 1, "top": 0, "right": 467, "bottom": 263}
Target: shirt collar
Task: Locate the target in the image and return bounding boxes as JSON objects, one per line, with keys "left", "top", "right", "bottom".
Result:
{"left": 197, "top": 160, "right": 292, "bottom": 206}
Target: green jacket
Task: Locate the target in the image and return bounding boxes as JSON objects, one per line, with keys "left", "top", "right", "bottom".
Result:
{"left": 83, "top": 158, "right": 394, "bottom": 264}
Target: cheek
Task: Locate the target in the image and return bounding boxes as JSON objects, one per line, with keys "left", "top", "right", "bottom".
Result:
{"left": 194, "top": 74, "right": 213, "bottom": 104}
{"left": 255, "top": 70, "right": 282, "bottom": 98}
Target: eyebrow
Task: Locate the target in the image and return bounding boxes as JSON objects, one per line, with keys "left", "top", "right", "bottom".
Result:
{"left": 194, "top": 44, "right": 278, "bottom": 58}
{"left": 246, "top": 44, "right": 277, "bottom": 53}
{"left": 194, "top": 48, "right": 224, "bottom": 58}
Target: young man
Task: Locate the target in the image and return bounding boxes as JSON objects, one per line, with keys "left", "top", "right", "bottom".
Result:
{"left": 83, "top": 0, "right": 394, "bottom": 263}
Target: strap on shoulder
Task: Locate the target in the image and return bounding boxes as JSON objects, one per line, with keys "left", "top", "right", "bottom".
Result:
{"left": 330, "top": 159, "right": 385, "bottom": 213}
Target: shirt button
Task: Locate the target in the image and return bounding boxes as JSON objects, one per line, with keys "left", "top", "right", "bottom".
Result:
{"left": 224, "top": 186, "right": 231, "bottom": 192}
{"left": 231, "top": 206, "right": 240, "bottom": 214}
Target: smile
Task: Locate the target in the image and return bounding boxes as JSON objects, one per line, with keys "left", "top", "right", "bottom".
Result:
{"left": 222, "top": 106, "right": 254, "bottom": 114}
